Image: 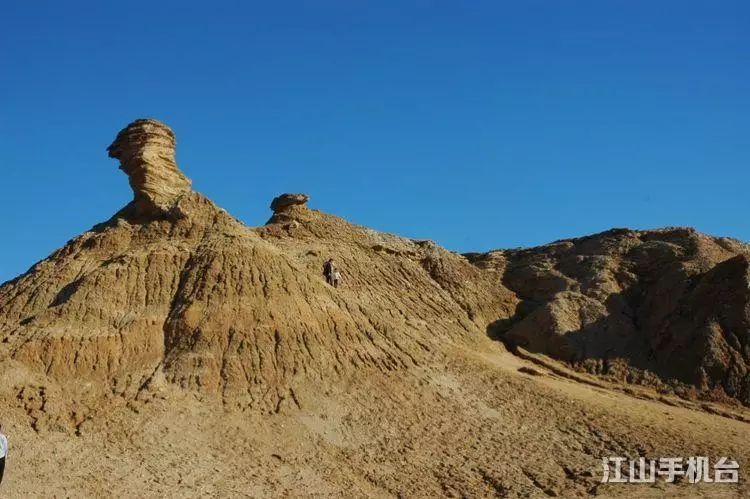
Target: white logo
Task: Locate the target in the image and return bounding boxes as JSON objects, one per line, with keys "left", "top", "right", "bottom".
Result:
{"left": 601, "top": 456, "right": 739, "bottom": 484}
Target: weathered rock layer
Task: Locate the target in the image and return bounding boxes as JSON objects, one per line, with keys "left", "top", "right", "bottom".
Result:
{"left": 0, "top": 119, "right": 517, "bottom": 415}
{"left": 1, "top": 118, "right": 748, "bottom": 420}
{"left": 469, "top": 228, "right": 750, "bottom": 405}
{"left": 107, "top": 119, "right": 192, "bottom": 216}
{"left": 270, "top": 193, "right": 309, "bottom": 213}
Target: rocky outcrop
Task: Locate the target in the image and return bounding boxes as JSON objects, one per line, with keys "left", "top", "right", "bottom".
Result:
{"left": 472, "top": 228, "right": 750, "bottom": 405}
{"left": 267, "top": 193, "right": 311, "bottom": 226}
{"left": 107, "top": 119, "right": 192, "bottom": 216}
{"left": 2, "top": 117, "right": 749, "bottom": 422}
{"left": 270, "top": 193, "right": 309, "bottom": 213}
{"left": 0, "top": 120, "right": 517, "bottom": 414}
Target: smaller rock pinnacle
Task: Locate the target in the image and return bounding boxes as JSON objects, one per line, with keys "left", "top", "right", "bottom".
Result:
{"left": 270, "top": 193, "right": 310, "bottom": 213}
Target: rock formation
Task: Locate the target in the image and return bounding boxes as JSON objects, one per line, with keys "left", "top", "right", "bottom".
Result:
{"left": 2, "top": 119, "right": 750, "bottom": 497}
{"left": 0, "top": 119, "right": 516, "bottom": 413}
{"left": 270, "top": 193, "right": 309, "bottom": 213}
{"left": 2, "top": 120, "right": 749, "bottom": 410}
{"left": 107, "top": 119, "right": 192, "bottom": 216}
{"left": 469, "top": 228, "right": 750, "bottom": 405}
{"left": 267, "top": 192, "right": 310, "bottom": 226}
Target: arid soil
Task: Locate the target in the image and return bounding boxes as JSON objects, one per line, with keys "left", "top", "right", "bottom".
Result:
{"left": 0, "top": 119, "right": 747, "bottom": 497}
{"left": 2, "top": 342, "right": 748, "bottom": 497}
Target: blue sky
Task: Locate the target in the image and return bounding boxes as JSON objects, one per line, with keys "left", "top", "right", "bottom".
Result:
{"left": 1, "top": 1, "right": 748, "bottom": 284}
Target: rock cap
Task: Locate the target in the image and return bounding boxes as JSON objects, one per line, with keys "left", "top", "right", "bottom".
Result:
{"left": 270, "top": 193, "right": 310, "bottom": 213}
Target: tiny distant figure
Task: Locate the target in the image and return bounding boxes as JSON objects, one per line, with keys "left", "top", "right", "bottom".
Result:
{"left": 323, "top": 258, "right": 336, "bottom": 286}
{"left": 332, "top": 269, "right": 342, "bottom": 288}
{"left": 0, "top": 424, "right": 7, "bottom": 486}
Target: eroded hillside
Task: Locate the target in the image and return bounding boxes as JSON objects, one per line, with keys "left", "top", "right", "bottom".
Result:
{"left": 0, "top": 119, "right": 517, "bottom": 419}
{"left": 0, "top": 119, "right": 748, "bottom": 497}
{"left": 468, "top": 228, "right": 750, "bottom": 406}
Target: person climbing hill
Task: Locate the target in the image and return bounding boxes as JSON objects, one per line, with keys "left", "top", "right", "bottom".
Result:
{"left": 332, "top": 269, "right": 342, "bottom": 288}
{"left": 323, "top": 258, "right": 336, "bottom": 286}
{"left": 0, "top": 424, "right": 8, "bottom": 486}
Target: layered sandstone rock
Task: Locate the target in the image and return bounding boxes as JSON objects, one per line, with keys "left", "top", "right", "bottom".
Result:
{"left": 107, "top": 119, "right": 192, "bottom": 216}
{"left": 471, "top": 228, "right": 750, "bottom": 405}
{"left": 270, "top": 193, "right": 309, "bottom": 212}
{"left": 1, "top": 116, "right": 748, "bottom": 436}
{"left": 267, "top": 192, "right": 310, "bottom": 226}
{"left": 5, "top": 118, "right": 750, "bottom": 499}
{"left": 0, "top": 120, "right": 517, "bottom": 415}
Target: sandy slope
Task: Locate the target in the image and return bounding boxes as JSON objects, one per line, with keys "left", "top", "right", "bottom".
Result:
{"left": 2, "top": 339, "right": 747, "bottom": 498}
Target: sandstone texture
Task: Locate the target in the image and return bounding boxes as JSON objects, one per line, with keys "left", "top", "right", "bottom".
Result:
{"left": 107, "top": 119, "right": 192, "bottom": 216}
{"left": 1, "top": 119, "right": 518, "bottom": 413}
{"left": 469, "top": 227, "right": 750, "bottom": 405}
{"left": 270, "top": 193, "right": 309, "bottom": 213}
{"left": 267, "top": 192, "right": 311, "bottom": 227}
{"left": 1, "top": 120, "right": 748, "bottom": 497}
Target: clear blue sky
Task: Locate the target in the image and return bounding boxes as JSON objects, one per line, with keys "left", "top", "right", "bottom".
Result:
{"left": 1, "top": 1, "right": 748, "bottom": 284}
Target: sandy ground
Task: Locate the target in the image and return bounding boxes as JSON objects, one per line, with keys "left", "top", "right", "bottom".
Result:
{"left": 1, "top": 340, "right": 748, "bottom": 498}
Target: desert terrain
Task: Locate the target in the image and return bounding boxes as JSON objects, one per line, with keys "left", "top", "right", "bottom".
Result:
{"left": 0, "top": 119, "right": 747, "bottom": 497}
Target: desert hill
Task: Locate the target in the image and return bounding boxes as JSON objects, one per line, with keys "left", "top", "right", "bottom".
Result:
{"left": 469, "top": 227, "right": 750, "bottom": 406}
{"left": 0, "top": 119, "right": 748, "bottom": 497}
{"left": 0, "top": 119, "right": 516, "bottom": 416}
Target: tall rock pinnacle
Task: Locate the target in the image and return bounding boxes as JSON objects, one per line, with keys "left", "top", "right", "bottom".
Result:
{"left": 107, "top": 119, "right": 192, "bottom": 215}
